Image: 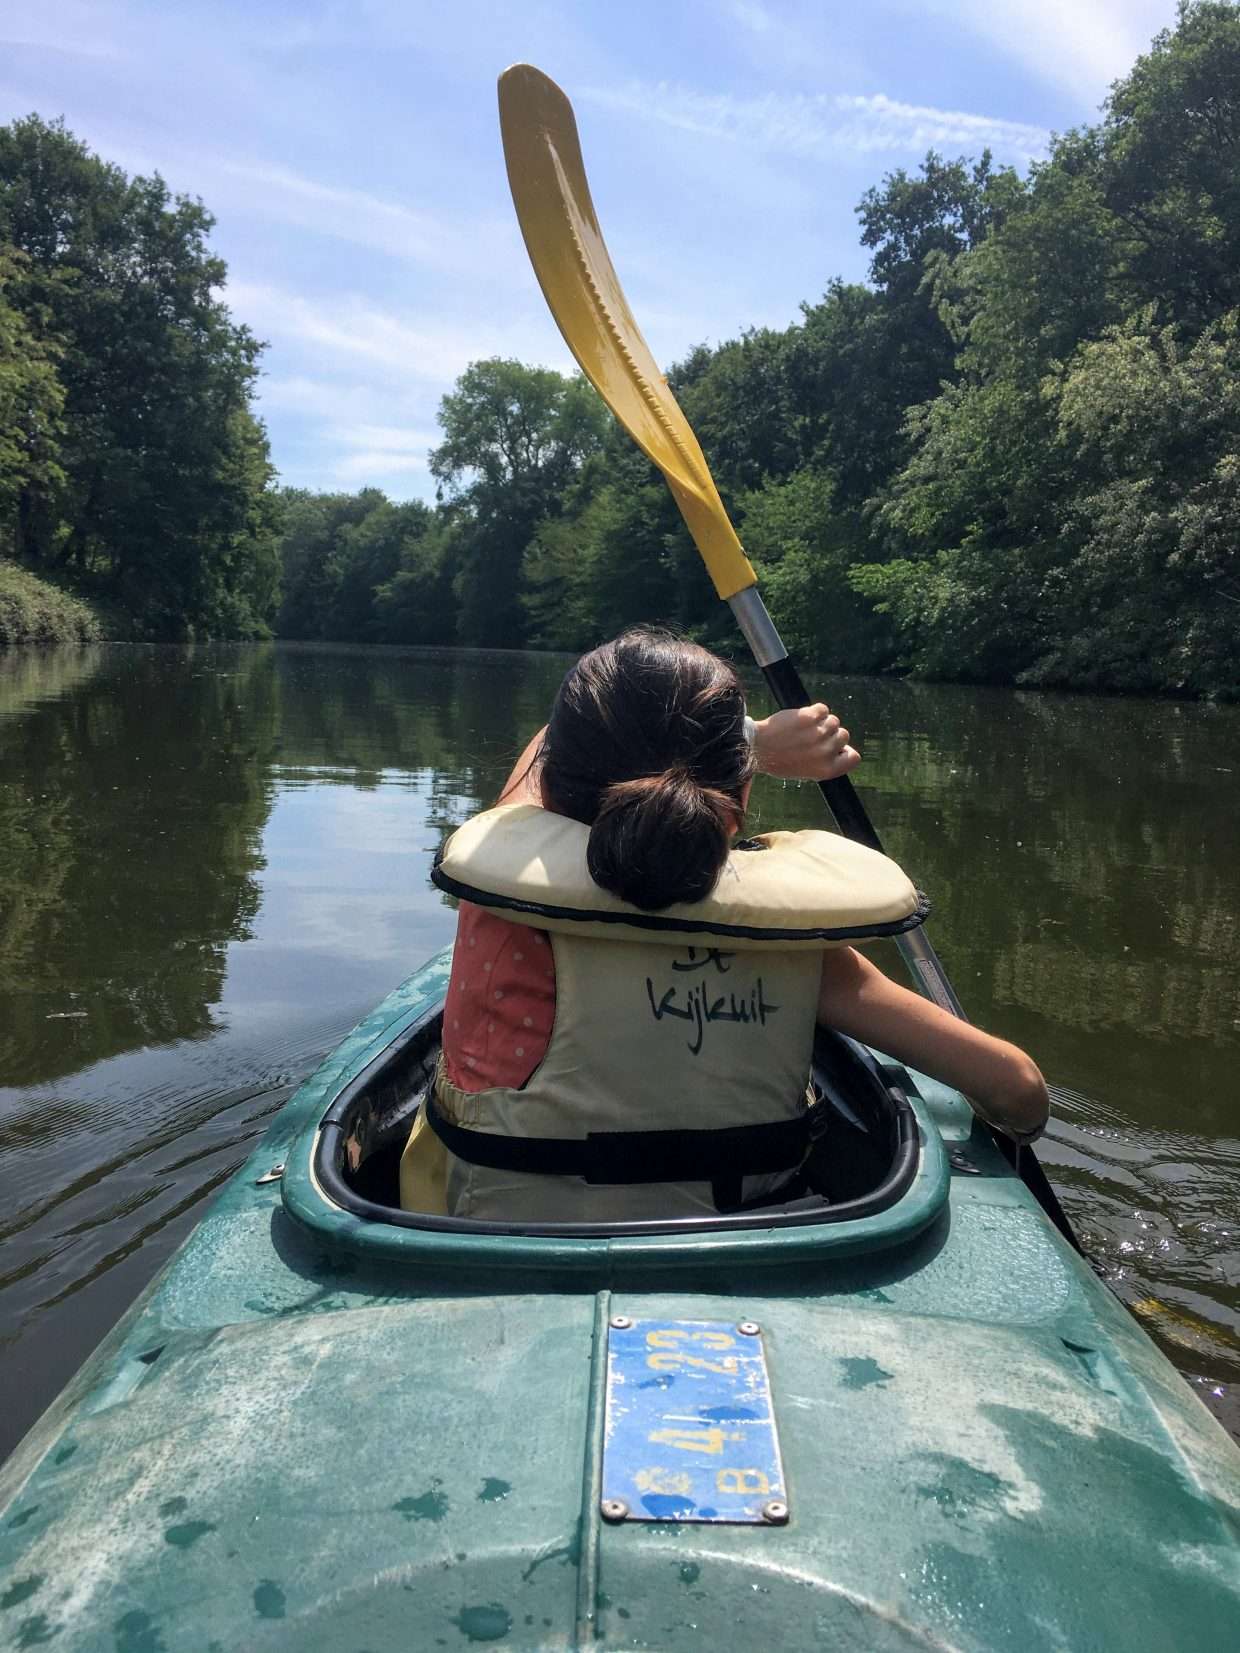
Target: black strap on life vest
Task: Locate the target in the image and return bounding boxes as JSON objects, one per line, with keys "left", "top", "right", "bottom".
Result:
{"left": 423, "top": 1089, "right": 812, "bottom": 1213}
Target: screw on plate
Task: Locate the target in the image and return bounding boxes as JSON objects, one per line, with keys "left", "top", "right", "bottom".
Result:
{"left": 948, "top": 1150, "right": 982, "bottom": 1176}
{"left": 737, "top": 1321, "right": 761, "bottom": 1337}
{"left": 255, "top": 1163, "right": 285, "bottom": 1185}
{"left": 609, "top": 1315, "right": 633, "bottom": 1330}
{"left": 761, "top": 1500, "right": 789, "bottom": 1524}
{"left": 600, "top": 1499, "right": 629, "bottom": 1523}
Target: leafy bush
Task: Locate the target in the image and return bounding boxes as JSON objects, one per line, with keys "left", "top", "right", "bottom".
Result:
{"left": 0, "top": 560, "right": 100, "bottom": 644}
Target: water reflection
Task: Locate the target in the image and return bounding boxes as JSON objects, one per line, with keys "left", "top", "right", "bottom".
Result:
{"left": 0, "top": 644, "right": 1236, "bottom": 1457}
{"left": 0, "top": 646, "right": 278, "bottom": 1088}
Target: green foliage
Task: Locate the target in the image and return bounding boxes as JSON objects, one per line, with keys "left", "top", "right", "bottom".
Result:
{"left": 0, "top": 558, "right": 100, "bottom": 644}
{"left": 739, "top": 469, "right": 894, "bottom": 671}
{"left": 431, "top": 359, "right": 608, "bottom": 646}
{"left": 523, "top": 447, "right": 683, "bottom": 649}
{"left": 372, "top": 512, "right": 457, "bottom": 645}
{"left": 0, "top": 250, "right": 64, "bottom": 557}
{"left": 861, "top": 1, "right": 1240, "bottom": 695}
{"left": 276, "top": 488, "right": 443, "bottom": 643}
{"left": 0, "top": 116, "right": 280, "bottom": 639}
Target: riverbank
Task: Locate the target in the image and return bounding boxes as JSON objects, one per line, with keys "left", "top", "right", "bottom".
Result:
{"left": 0, "top": 561, "right": 101, "bottom": 646}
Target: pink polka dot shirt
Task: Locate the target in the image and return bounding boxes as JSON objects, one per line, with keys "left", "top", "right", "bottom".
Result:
{"left": 441, "top": 901, "right": 556, "bottom": 1092}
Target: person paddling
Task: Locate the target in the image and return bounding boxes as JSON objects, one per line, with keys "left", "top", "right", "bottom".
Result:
{"left": 401, "top": 627, "right": 1048, "bottom": 1221}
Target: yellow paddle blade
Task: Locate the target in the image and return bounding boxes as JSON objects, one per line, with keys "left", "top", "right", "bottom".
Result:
{"left": 499, "top": 63, "right": 757, "bottom": 601}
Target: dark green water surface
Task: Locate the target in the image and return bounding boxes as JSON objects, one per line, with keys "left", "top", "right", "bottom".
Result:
{"left": 1, "top": 642, "right": 1238, "bottom": 1458}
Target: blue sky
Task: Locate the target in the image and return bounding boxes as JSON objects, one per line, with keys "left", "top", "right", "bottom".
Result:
{"left": 2, "top": 0, "right": 1175, "bottom": 501}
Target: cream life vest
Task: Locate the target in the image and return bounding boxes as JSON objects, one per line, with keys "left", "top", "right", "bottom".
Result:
{"left": 401, "top": 804, "right": 928, "bottom": 1222}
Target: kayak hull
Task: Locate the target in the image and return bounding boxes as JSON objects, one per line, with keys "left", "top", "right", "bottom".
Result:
{"left": 2, "top": 948, "right": 1238, "bottom": 1651}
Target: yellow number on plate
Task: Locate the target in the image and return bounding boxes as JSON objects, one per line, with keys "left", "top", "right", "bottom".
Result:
{"left": 645, "top": 1327, "right": 736, "bottom": 1352}
{"left": 646, "top": 1352, "right": 739, "bottom": 1375}
{"left": 647, "top": 1426, "right": 740, "bottom": 1456}
{"left": 716, "top": 1468, "right": 771, "bottom": 1495}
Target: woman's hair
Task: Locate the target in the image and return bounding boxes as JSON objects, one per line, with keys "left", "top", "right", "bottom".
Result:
{"left": 539, "top": 628, "right": 754, "bottom": 910}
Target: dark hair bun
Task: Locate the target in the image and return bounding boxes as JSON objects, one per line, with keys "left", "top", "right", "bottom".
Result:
{"left": 587, "top": 771, "right": 736, "bottom": 910}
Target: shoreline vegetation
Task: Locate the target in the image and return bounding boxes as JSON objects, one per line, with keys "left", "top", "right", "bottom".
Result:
{"left": 0, "top": 560, "right": 99, "bottom": 645}
{"left": 1, "top": 4, "right": 1238, "bottom": 695}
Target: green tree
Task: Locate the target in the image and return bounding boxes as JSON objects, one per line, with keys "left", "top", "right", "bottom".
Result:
{"left": 430, "top": 358, "right": 608, "bottom": 646}
{"left": 0, "top": 116, "right": 280, "bottom": 636}
{"left": 738, "top": 468, "right": 895, "bottom": 671}
{"left": 371, "top": 507, "right": 457, "bottom": 644}
{"left": 0, "top": 249, "right": 64, "bottom": 559}
{"left": 276, "top": 489, "right": 384, "bottom": 638}
{"left": 855, "top": 1, "right": 1240, "bottom": 694}
{"left": 1101, "top": 1, "right": 1240, "bottom": 327}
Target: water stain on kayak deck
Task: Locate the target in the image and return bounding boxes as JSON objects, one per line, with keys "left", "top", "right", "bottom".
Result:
{"left": 913, "top": 1454, "right": 1018, "bottom": 1525}
{"left": 839, "top": 1356, "right": 894, "bottom": 1390}
{"left": 16, "top": 1613, "right": 55, "bottom": 1648}
{"left": 253, "top": 1580, "right": 286, "bottom": 1620}
{"left": 113, "top": 1607, "right": 164, "bottom": 1652}
{"left": 451, "top": 1602, "right": 512, "bottom": 1642}
{"left": 1, "top": 1574, "right": 44, "bottom": 1610}
{"left": 163, "top": 1519, "right": 215, "bottom": 1548}
{"left": 393, "top": 1478, "right": 449, "bottom": 1522}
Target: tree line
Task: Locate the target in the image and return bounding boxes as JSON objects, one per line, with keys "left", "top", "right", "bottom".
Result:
{"left": 3, "top": 4, "right": 1238, "bottom": 691}
{"left": 281, "top": 3, "right": 1240, "bottom": 696}
{"left": 0, "top": 117, "right": 280, "bottom": 638}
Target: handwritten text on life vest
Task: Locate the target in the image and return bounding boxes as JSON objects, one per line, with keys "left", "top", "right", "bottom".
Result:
{"left": 646, "top": 947, "right": 779, "bottom": 1055}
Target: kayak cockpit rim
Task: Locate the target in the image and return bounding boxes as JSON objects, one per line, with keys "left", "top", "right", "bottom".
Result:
{"left": 291, "top": 995, "right": 952, "bottom": 1246}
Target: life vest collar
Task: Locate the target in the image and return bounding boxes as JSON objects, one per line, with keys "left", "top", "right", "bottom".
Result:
{"left": 432, "top": 803, "right": 928, "bottom": 949}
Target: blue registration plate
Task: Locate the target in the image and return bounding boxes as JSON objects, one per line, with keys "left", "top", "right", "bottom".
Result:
{"left": 601, "top": 1318, "right": 787, "bottom": 1523}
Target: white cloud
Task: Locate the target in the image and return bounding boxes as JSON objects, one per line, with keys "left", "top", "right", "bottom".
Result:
{"left": 730, "top": 1, "right": 772, "bottom": 34}
{"left": 229, "top": 281, "right": 573, "bottom": 385}
{"left": 217, "top": 158, "right": 517, "bottom": 276}
{"left": 332, "top": 449, "right": 429, "bottom": 482}
{"left": 0, "top": 33, "right": 121, "bottom": 59}
{"left": 0, "top": 0, "right": 125, "bottom": 60}
{"left": 833, "top": 93, "right": 1048, "bottom": 159}
{"left": 583, "top": 81, "right": 1049, "bottom": 164}
{"left": 942, "top": 0, "right": 1173, "bottom": 107}
{"left": 338, "top": 424, "right": 437, "bottom": 454}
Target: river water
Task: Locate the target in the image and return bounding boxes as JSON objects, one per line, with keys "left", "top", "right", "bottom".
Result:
{"left": 1, "top": 641, "right": 1237, "bottom": 1458}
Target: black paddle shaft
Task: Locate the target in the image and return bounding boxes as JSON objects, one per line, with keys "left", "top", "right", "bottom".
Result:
{"left": 759, "top": 655, "right": 1083, "bottom": 1253}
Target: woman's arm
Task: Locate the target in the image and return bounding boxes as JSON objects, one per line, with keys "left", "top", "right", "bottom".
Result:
{"left": 818, "top": 947, "right": 1049, "bottom": 1142}
{"left": 496, "top": 727, "right": 548, "bottom": 806}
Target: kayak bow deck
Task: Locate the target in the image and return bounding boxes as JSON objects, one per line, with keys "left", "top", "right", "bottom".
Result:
{"left": 2, "top": 947, "right": 1238, "bottom": 1651}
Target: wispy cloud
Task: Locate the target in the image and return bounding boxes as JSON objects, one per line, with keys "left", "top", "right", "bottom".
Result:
{"left": 583, "top": 81, "right": 1049, "bottom": 164}
{"left": 730, "top": 1, "right": 772, "bottom": 35}
{"left": 1, "top": 0, "right": 125, "bottom": 61}
{"left": 330, "top": 423, "right": 437, "bottom": 483}
{"left": 942, "top": 0, "right": 1171, "bottom": 107}
{"left": 332, "top": 448, "right": 429, "bottom": 482}
{"left": 218, "top": 159, "right": 517, "bottom": 277}
{"left": 254, "top": 373, "right": 436, "bottom": 493}
{"left": 229, "top": 281, "right": 568, "bottom": 384}
{"left": 1, "top": 33, "right": 122, "bottom": 60}
{"left": 833, "top": 93, "right": 1049, "bottom": 159}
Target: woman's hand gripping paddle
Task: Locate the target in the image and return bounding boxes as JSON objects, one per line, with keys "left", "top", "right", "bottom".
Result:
{"left": 497, "top": 62, "right": 1080, "bottom": 1251}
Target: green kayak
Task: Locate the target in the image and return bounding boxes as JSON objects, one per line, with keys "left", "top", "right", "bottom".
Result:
{"left": 2, "top": 946, "right": 1238, "bottom": 1650}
